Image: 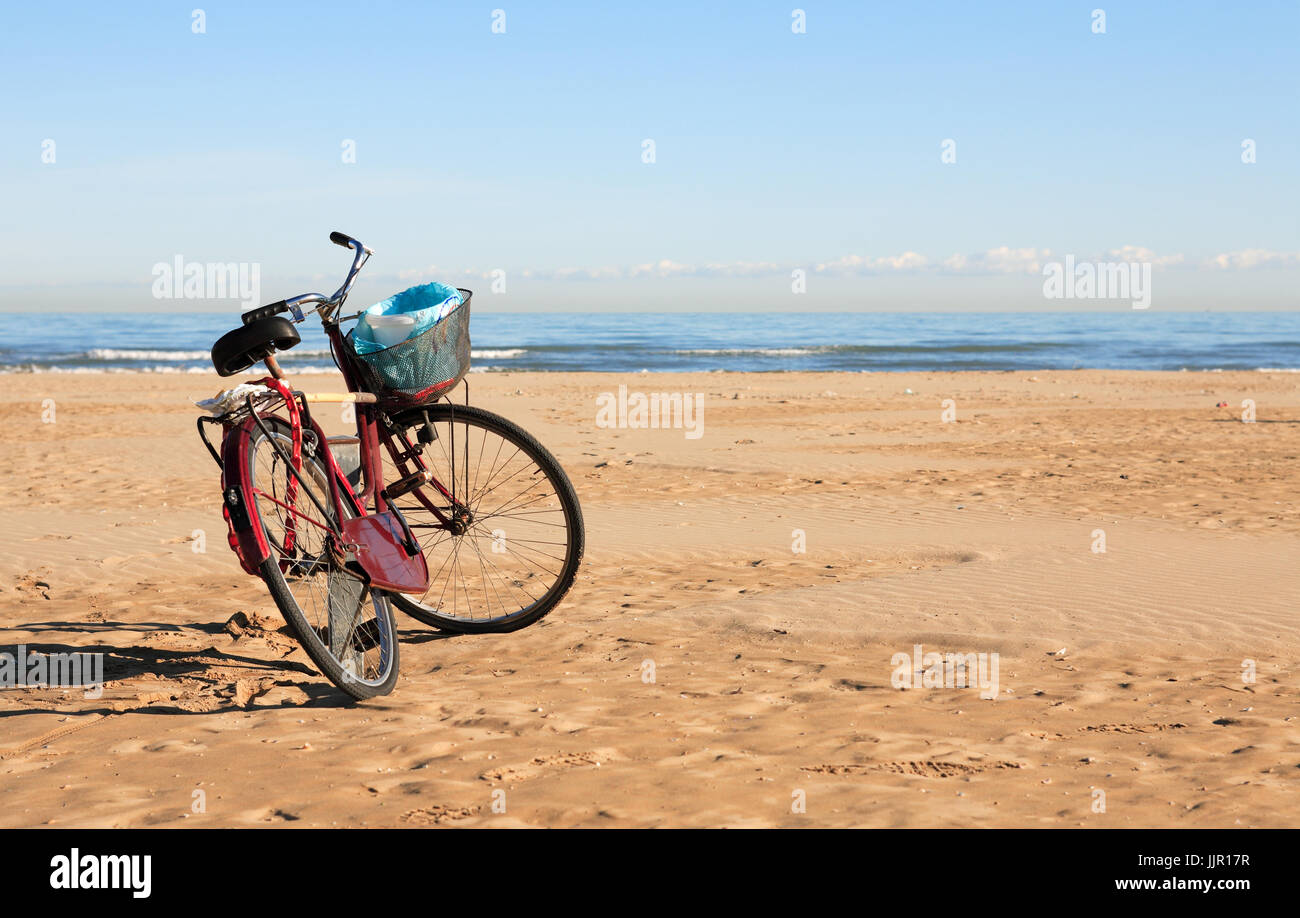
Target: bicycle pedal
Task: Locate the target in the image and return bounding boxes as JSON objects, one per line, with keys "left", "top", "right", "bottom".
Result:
{"left": 382, "top": 468, "right": 433, "bottom": 500}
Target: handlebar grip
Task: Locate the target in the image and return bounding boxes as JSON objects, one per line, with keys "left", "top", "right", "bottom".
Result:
{"left": 242, "top": 301, "right": 287, "bottom": 325}
{"left": 329, "top": 231, "right": 353, "bottom": 248}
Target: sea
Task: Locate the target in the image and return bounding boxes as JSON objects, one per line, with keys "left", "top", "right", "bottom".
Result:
{"left": 2, "top": 311, "right": 1297, "bottom": 375}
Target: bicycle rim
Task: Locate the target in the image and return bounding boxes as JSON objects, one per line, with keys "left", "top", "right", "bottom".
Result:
{"left": 382, "top": 404, "right": 583, "bottom": 631}
{"left": 248, "top": 421, "right": 398, "bottom": 690}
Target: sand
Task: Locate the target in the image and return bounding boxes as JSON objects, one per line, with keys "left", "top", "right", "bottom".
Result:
{"left": 0, "top": 368, "right": 1297, "bottom": 827}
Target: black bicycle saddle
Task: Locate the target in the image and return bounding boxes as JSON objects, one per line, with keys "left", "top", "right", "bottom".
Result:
{"left": 210, "top": 315, "right": 301, "bottom": 376}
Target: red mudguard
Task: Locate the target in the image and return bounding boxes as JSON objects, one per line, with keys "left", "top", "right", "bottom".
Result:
{"left": 341, "top": 514, "right": 430, "bottom": 594}
{"left": 220, "top": 416, "right": 273, "bottom": 576}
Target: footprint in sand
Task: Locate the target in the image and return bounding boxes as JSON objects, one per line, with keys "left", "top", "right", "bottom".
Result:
{"left": 802, "top": 759, "right": 1024, "bottom": 778}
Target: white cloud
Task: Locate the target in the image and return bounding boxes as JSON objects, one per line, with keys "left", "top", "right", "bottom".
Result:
{"left": 942, "top": 246, "right": 1052, "bottom": 275}
{"left": 397, "top": 265, "right": 496, "bottom": 282}
{"left": 395, "top": 244, "right": 1294, "bottom": 283}
{"left": 544, "top": 265, "right": 625, "bottom": 280}
{"left": 814, "top": 252, "right": 929, "bottom": 274}
{"left": 1104, "top": 246, "right": 1185, "bottom": 268}
{"left": 1205, "top": 249, "right": 1300, "bottom": 270}
{"left": 627, "top": 259, "right": 694, "bottom": 278}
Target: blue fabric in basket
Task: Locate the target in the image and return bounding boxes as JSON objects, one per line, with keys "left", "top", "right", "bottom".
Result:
{"left": 353, "top": 282, "right": 463, "bottom": 355}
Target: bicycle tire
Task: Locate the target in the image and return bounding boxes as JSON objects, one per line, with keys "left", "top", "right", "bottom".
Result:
{"left": 383, "top": 403, "right": 584, "bottom": 634}
{"left": 246, "top": 417, "right": 400, "bottom": 699}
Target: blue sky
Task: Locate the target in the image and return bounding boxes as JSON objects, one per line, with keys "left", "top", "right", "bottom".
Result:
{"left": 1, "top": 1, "right": 1296, "bottom": 312}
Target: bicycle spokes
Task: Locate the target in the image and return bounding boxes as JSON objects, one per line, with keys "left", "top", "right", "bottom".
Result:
{"left": 384, "top": 410, "right": 576, "bottom": 627}
{"left": 251, "top": 430, "right": 393, "bottom": 685}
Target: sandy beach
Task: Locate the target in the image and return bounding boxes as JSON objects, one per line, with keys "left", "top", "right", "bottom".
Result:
{"left": 1, "top": 368, "right": 1297, "bottom": 827}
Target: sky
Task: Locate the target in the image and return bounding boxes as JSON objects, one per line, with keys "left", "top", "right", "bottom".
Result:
{"left": 1, "top": 0, "right": 1297, "bottom": 313}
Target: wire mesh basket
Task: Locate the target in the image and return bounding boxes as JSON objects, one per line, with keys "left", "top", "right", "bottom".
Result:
{"left": 345, "top": 289, "right": 472, "bottom": 406}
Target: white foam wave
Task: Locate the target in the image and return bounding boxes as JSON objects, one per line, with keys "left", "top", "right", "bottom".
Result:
{"left": 0, "top": 364, "right": 341, "bottom": 375}
{"left": 84, "top": 348, "right": 211, "bottom": 361}
{"left": 471, "top": 348, "right": 527, "bottom": 359}
{"left": 672, "top": 347, "right": 819, "bottom": 356}
{"left": 81, "top": 347, "right": 334, "bottom": 361}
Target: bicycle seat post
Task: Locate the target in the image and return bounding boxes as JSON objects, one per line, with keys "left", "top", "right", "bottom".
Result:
{"left": 265, "top": 354, "right": 286, "bottom": 380}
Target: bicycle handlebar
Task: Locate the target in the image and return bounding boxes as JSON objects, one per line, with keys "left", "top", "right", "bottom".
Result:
{"left": 330, "top": 230, "right": 372, "bottom": 256}
{"left": 242, "top": 232, "right": 372, "bottom": 326}
{"left": 240, "top": 300, "right": 289, "bottom": 325}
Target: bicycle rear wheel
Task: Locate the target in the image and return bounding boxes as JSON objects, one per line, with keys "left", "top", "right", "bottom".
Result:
{"left": 246, "top": 416, "right": 400, "bottom": 699}
{"left": 381, "top": 403, "right": 584, "bottom": 633}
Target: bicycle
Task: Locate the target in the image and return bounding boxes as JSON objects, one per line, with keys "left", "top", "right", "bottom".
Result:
{"left": 197, "top": 232, "right": 584, "bottom": 699}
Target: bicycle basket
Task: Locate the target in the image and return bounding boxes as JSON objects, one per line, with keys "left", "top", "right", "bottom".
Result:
{"left": 345, "top": 289, "right": 472, "bottom": 406}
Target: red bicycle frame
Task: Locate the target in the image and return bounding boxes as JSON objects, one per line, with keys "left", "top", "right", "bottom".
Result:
{"left": 324, "top": 319, "right": 467, "bottom": 530}
{"left": 196, "top": 231, "right": 473, "bottom": 595}
{"left": 205, "top": 337, "right": 432, "bottom": 595}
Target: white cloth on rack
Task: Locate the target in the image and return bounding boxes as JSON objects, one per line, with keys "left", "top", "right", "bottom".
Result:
{"left": 195, "top": 382, "right": 273, "bottom": 416}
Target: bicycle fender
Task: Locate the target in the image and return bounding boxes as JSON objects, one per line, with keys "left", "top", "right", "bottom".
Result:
{"left": 219, "top": 417, "right": 272, "bottom": 575}
{"left": 341, "top": 513, "right": 429, "bottom": 594}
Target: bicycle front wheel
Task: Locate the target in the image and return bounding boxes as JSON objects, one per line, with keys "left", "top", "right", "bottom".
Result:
{"left": 246, "top": 416, "right": 400, "bottom": 699}
{"left": 381, "top": 403, "right": 584, "bottom": 633}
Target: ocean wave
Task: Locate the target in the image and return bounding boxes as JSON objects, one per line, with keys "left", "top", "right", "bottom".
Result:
{"left": 6, "top": 362, "right": 1299, "bottom": 376}
{"left": 673, "top": 347, "right": 821, "bottom": 356}
{"left": 0, "top": 364, "right": 341, "bottom": 375}
{"left": 672, "top": 343, "right": 1062, "bottom": 357}
{"left": 83, "top": 348, "right": 212, "bottom": 361}
{"left": 81, "top": 347, "right": 334, "bottom": 361}
{"left": 471, "top": 348, "right": 527, "bottom": 359}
